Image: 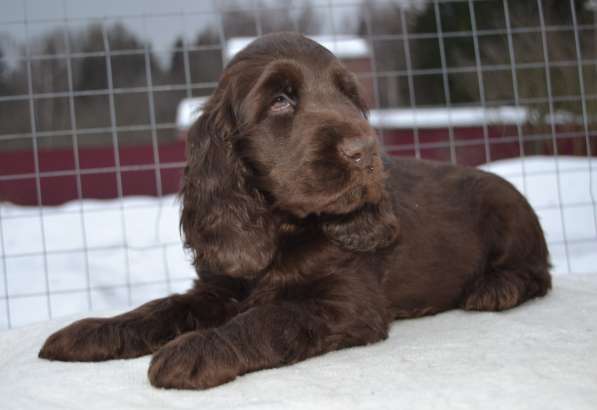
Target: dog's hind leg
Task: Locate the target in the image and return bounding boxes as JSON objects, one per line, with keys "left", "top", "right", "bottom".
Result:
{"left": 460, "top": 267, "right": 551, "bottom": 311}
{"left": 460, "top": 176, "right": 552, "bottom": 312}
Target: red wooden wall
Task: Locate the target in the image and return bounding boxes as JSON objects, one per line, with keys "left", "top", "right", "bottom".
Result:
{"left": 0, "top": 125, "right": 593, "bottom": 206}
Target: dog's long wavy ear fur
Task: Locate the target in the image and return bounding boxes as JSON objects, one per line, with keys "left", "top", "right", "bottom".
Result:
{"left": 322, "top": 193, "right": 400, "bottom": 252}
{"left": 180, "top": 87, "right": 277, "bottom": 278}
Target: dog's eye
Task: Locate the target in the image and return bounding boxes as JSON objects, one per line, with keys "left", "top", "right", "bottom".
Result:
{"left": 270, "top": 94, "right": 294, "bottom": 113}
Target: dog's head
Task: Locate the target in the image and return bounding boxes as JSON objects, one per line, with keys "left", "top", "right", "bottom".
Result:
{"left": 226, "top": 33, "right": 385, "bottom": 216}
{"left": 182, "top": 33, "right": 398, "bottom": 277}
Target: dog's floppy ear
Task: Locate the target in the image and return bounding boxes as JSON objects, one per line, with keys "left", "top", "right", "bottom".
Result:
{"left": 322, "top": 193, "right": 399, "bottom": 252}
{"left": 180, "top": 85, "right": 277, "bottom": 278}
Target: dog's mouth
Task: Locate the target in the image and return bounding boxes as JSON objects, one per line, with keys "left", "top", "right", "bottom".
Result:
{"left": 324, "top": 178, "right": 383, "bottom": 214}
{"left": 268, "top": 151, "right": 385, "bottom": 218}
{"left": 271, "top": 177, "right": 383, "bottom": 218}
{"left": 328, "top": 153, "right": 385, "bottom": 210}
{"left": 328, "top": 186, "right": 367, "bottom": 212}
{"left": 298, "top": 166, "right": 385, "bottom": 217}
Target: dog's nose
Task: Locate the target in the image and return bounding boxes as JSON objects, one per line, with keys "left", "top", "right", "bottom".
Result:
{"left": 339, "top": 135, "right": 376, "bottom": 171}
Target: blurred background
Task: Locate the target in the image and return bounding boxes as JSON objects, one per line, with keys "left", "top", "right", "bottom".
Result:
{"left": 0, "top": 0, "right": 596, "bottom": 329}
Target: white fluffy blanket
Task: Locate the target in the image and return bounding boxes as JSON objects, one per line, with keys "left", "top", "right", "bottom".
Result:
{"left": 1, "top": 274, "right": 596, "bottom": 410}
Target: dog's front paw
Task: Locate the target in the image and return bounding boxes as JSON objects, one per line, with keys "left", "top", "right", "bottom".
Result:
{"left": 148, "top": 330, "right": 242, "bottom": 390}
{"left": 39, "top": 318, "right": 122, "bottom": 361}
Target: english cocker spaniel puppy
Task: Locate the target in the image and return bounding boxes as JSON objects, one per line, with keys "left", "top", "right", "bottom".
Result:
{"left": 39, "top": 32, "right": 551, "bottom": 389}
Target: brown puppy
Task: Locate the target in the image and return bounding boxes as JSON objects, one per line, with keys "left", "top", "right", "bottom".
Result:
{"left": 39, "top": 32, "right": 551, "bottom": 390}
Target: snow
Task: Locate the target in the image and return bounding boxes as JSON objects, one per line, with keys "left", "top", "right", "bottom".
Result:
{"left": 0, "top": 196, "right": 197, "bottom": 329}
{"left": 176, "top": 97, "right": 207, "bottom": 130}
{"left": 225, "top": 35, "right": 370, "bottom": 61}
{"left": 0, "top": 156, "right": 596, "bottom": 329}
{"left": 369, "top": 106, "right": 529, "bottom": 129}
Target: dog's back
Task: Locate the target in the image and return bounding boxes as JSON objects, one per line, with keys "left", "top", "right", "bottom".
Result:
{"left": 382, "top": 157, "right": 551, "bottom": 317}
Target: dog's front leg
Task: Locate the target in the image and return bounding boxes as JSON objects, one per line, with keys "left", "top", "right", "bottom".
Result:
{"left": 148, "top": 299, "right": 388, "bottom": 389}
{"left": 38, "top": 281, "right": 242, "bottom": 362}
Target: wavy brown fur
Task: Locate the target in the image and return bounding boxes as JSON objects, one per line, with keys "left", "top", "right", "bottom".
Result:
{"left": 39, "top": 33, "right": 551, "bottom": 390}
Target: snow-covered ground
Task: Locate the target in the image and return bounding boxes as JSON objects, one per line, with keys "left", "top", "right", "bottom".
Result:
{"left": 1, "top": 156, "right": 596, "bottom": 329}
{"left": 0, "top": 196, "right": 197, "bottom": 329}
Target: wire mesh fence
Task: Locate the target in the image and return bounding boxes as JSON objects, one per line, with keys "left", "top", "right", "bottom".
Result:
{"left": 0, "top": 0, "right": 596, "bottom": 329}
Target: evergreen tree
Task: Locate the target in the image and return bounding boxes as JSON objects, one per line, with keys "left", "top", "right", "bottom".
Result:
{"left": 169, "top": 37, "right": 186, "bottom": 85}
{"left": 355, "top": 0, "right": 592, "bottom": 108}
{"left": 0, "top": 48, "right": 8, "bottom": 95}
{"left": 409, "top": 0, "right": 591, "bottom": 107}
